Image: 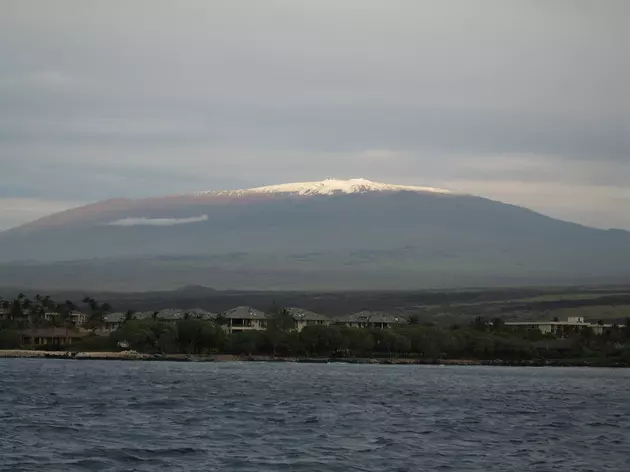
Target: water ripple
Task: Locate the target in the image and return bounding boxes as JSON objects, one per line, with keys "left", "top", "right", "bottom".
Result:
{"left": 0, "top": 360, "right": 629, "bottom": 471}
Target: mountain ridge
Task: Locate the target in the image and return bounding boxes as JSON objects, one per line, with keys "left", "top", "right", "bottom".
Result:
{"left": 0, "top": 178, "right": 629, "bottom": 290}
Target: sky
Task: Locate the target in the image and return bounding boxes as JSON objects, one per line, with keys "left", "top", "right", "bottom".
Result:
{"left": 1, "top": 0, "right": 628, "bottom": 231}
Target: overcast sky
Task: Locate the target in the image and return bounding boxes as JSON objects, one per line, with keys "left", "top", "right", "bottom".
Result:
{"left": 1, "top": 0, "right": 628, "bottom": 230}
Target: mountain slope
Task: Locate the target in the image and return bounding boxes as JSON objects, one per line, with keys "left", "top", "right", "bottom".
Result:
{"left": 0, "top": 179, "right": 629, "bottom": 290}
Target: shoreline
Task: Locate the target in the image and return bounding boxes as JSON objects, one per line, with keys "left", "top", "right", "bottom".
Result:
{"left": 0, "top": 350, "right": 627, "bottom": 367}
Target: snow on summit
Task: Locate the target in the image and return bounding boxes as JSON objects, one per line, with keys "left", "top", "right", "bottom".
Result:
{"left": 196, "top": 178, "right": 452, "bottom": 197}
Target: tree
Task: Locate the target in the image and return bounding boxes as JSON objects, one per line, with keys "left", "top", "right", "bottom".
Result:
{"left": 214, "top": 313, "right": 228, "bottom": 326}
{"left": 267, "top": 306, "right": 295, "bottom": 332}
{"left": 10, "top": 300, "right": 23, "bottom": 324}
{"left": 491, "top": 318, "right": 505, "bottom": 331}
{"left": 230, "top": 331, "right": 262, "bottom": 357}
{"left": 408, "top": 314, "right": 421, "bottom": 325}
{"left": 402, "top": 326, "right": 440, "bottom": 358}
{"left": 300, "top": 325, "right": 344, "bottom": 357}
{"left": 82, "top": 297, "right": 109, "bottom": 331}
{"left": 0, "top": 329, "right": 21, "bottom": 348}
{"left": 340, "top": 327, "right": 373, "bottom": 357}
{"left": 266, "top": 305, "right": 294, "bottom": 356}
{"left": 198, "top": 321, "right": 227, "bottom": 354}
{"left": 375, "top": 330, "right": 410, "bottom": 357}
{"left": 472, "top": 316, "right": 488, "bottom": 331}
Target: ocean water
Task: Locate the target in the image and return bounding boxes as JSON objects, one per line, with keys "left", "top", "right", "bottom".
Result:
{"left": 0, "top": 360, "right": 628, "bottom": 472}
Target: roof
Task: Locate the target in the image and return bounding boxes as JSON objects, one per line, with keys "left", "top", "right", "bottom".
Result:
{"left": 505, "top": 321, "right": 593, "bottom": 327}
{"left": 133, "top": 311, "right": 156, "bottom": 320}
{"left": 105, "top": 310, "right": 219, "bottom": 322}
{"left": 286, "top": 307, "right": 329, "bottom": 321}
{"left": 225, "top": 306, "right": 267, "bottom": 320}
{"left": 21, "top": 328, "right": 90, "bottom": 338}
{"left": 338, "top": 311, "right": 406, "bottom": 324}
{"left": 184, "top": 308, "right": 218, "bottom": 320}
{"left": 156, "top": 309, "right": 184, "bottom": 321}
{"left": 103, "top": 312, "right": 126, "bottom": 323}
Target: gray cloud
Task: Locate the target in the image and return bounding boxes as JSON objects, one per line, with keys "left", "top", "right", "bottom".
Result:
{"left": 0, "top": 0, "right": 628, "bottom": 229}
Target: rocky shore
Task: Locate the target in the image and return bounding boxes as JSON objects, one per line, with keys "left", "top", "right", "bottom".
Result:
{"left": 0, "top": 350, "right": 627, "bottom": 367}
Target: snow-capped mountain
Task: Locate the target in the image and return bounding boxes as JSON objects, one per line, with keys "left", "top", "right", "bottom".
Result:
{"left": 0, "top": 178, "right": 629, "bottom": 291}
{"left": 198, "top": 178, "right": 453, "bottom": 197}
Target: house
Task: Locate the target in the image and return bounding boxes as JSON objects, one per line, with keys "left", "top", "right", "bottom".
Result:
{"left": 21, "top": 327, "right": 90, "bottom": 346}
{"left": 154, "top": 308, "right": 218, "bottom": 322}
{"left": 285, "top": 307, "right": 330, "bottom": 332}
{"left": 505, "top": 316, "right": 615, "bottom": 337}
{"left": 155, "top": 309, "right": 185, "bottom": 323}
{"left": 132, "top": 311, "right": 156, "bottom": 321}
{"left": 184, "top": 308, "right": 218, "bottom": 321}
{"left": 98, "top": 309, "right": 219, "bottom": 332}
{"left": 42, "top": 311, "right": 88, "bottom": 327}
{"left": 224, "top": 306, "right": 267, "bottom": 333}
{"left": 336, "top": 311, "right": 406, "bottom": 329}
{"left": 70, "top": 311, "right": 88, "bottom": 327}
{"left": 102, "top": 312, "right": 127, "bottom": 332}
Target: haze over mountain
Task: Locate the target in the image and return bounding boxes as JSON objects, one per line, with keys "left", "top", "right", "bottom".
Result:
{"left": 0, "top": 178, "right": 628, "bottom": 291}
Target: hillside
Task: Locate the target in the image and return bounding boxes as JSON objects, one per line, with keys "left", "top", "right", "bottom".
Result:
{"left": 0, "top": 179, "right": 629, "bottom": 290}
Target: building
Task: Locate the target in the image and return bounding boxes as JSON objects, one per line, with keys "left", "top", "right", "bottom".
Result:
{"left": 41, "top": 311, "right": 88, "bottom": 327}
{"left": 102, "top": 312, "right": 127, "bottom": 332}
{"left": 224, "top": 306, "right": 267, "bottom": 333}
{"left": 505, "top": 316, "right": 615, "bottom": 336}
{"left": 155, "top": 309, "right": 185, "bottom": 323}
{"left": 285, "top": 307, "right": 330, "bottom": 332}
{"left": 21, "top": 327, "right": 90, "bottom": 346}
{"left": 336, "top": 311, "right": 406, "bottom": 329}
{"left": 69, "top": 311, "right": 89, "bottom": 327}
{"left": 185, "top": 308, "right": 218, "bottom": 321}
{"left": 99, "top": 308, "right": 220, "bottom": 333}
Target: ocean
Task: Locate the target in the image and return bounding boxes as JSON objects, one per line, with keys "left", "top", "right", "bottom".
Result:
{"left": 1, "top": 359, "right": 628, "bottom": 471}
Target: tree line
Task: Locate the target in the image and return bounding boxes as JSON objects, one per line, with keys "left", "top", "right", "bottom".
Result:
{"left": 99, "top": 315, "right": 630, "bottom": 363}
{"left": 1, "top": 295, "right": 630, "bottom": 363}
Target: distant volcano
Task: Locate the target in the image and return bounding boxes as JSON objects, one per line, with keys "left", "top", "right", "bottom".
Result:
{"left": 0, "top": 179, "right": 629, "bottom": 291}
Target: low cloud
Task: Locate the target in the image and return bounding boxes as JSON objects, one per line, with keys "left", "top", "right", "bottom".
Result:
{"left": 106, "top": 215, "right": 209, "bottom": 227}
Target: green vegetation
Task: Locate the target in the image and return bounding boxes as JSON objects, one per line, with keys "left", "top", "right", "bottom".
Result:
{"left": 95, "top": 317, "right": 630, "bottom": 364}
{"left": 2, "top": 293, "right": 630, "bottom": 365}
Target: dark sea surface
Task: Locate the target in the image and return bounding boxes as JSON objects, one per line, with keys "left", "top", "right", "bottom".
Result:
{"left": 0, "top": 360, "right": 629, "bottom": 472}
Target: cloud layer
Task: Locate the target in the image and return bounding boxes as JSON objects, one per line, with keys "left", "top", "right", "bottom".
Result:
{"left": 106, "top": 215, "right": 209, "bottom": 227}
{"left": 0, "top": 0, "right": 628, "bottom": 230}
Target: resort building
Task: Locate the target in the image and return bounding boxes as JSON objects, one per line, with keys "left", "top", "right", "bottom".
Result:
{"left": 285, "top": 308, "right": 330, "bottom": 332}
{"left": 41, "top": 311, "right": 89, "bottom": 327}
{"left": 20, "top": 327, "right": 90, "bottom": 346}
{"left": 184, "top": 308, "right": 218, "bottom": 321}
{"left": 505, "top": 316, "right": 615, "bottom": 336}
{"left": 102, "top": 312, "right": 127, "bottom": 332}
{"left": 335, "top": 311, "right": 406, "bottom": 329}
{"left": 224, "top": 306, "right": 267, "bottom": 333}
